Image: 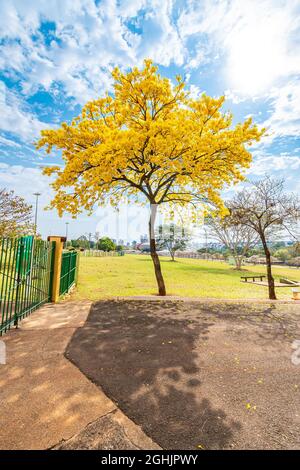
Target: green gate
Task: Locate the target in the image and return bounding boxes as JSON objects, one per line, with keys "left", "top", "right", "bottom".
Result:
{"left": 0, "top": 236, "right": 55, "bottom": 335}
{"left": 59, "top": 251, "right": 78, "bottom": 296}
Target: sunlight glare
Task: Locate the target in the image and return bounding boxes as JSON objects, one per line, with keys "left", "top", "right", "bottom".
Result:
{"left": 227, "top": 14, "right": 286, "bottom": 95}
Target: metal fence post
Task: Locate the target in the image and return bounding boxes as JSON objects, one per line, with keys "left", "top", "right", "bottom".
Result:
{"left": 14, "top": 238, "right": 25, "bottom": 327}
{"left": 47, "top": 236, "right": 66, "bottom": 302}
{"left": 75, "top": 251, "right": 79, "bottom": 285}
{"left": 67, "top": 252, "right": 72, "bottom": 293}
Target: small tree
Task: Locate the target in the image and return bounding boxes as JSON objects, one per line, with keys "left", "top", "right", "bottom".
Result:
{"left": 71, "top": 237, "right": 90, "bottom": 250}
{"left": 206, "top": 212, "right": 259, "bottom": 270}
{"left": 156, "top": 223, "right": 191, "bottom": 261}
{"left": 229, "top": 177, "right": 300, "bottom": 299}
{"left": 0, "top": 188, "right": 33, "bottom": 237}
{"left": 273, "top": 248, "right": 291, "bottom": 263}
{"left": 98, "top": 236, "right": 116, "bottom": 252}
{"left": 290, "top": 242, "right": 300, "bottom": 258}
{"left": 37, "top": 60, "right": 264, "bottom": 295}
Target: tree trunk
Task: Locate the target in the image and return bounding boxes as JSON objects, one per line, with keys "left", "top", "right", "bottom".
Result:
{"left": 234, "top": 256, "right": 243, "bottom": 270}
{"left": 261, "top": 234, "right": 277, "bottom": 300}
{"left": 149, "top": 204, "right": 166, "bottom": 296}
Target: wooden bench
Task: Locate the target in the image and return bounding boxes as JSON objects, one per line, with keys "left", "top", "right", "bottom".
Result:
{"left": 241, "top": 275, "right": 266, "bottom": 283}
{"left": 279, "top": 278, "right": 299, "bottom": 285}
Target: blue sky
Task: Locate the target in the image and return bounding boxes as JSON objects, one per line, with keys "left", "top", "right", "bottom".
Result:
{"left": 0, "top": 0, "right": 300, "bottom": 241}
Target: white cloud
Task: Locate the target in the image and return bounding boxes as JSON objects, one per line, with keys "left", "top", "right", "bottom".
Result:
{"left": 0, "top": 163, "right": 52, "bottom": 196}
{"left": 262, "top": 80, "right": 300, "bottom": 141}
{"left": 249, "top": 154, "right": 300, "bottom": 176}
{"left": 178, "top": 0, "right": 300, "bottom": 96}
{"left": 177, "top": 0, "right": 300, "bottom": 145}
{"left": 0, "top": 0, "right": 299, "bottom": 228}
{"left": 224, "top": 89, "right": 247, "bottom": 104}
{"left": 0, "top": 162, "right": 149, "bottom": 240}
{"left": 0, "top": 81, "right": 49, "bottom": 142}
{"left": 184, "top": 45, "right": 209, "bottom": 70}
{"left": 188, "top": 84, "right": 202, "bottom": 99}
{"left": 117, "top": 0, "right": 147, "bottom": 18}
{"left": 0, "top": 42, "right": 27, "bottom": 73}
{"left": 0, "top": 0, "right": 186, "bottom": 104}
{"left": 1, "top": 0, "right": 300, "bottom": 105}
{"left": 0, "top": 135, "right": 21, "bottom": 148}
{"left": 136, "top": 0, "right": 185, "bottom": 67}
{"left": 0, "top": 163, "right": 86, "bottom": 239}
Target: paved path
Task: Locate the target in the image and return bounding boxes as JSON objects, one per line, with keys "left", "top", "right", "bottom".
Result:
{"left": 66, "top": 299, "right": 300, "bottom": 450}
{"left": 0, "top": 301, "right": 160, "bottom": 450}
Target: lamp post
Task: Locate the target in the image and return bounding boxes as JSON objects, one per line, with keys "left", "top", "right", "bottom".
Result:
{"left": 33, "top": 192, "right": 41, "bottom": 236}
{"left": 65, "top": 222, "right": 69, "bottom": 247}
{"left": 116, "top": 207, "right": 120, "bottom": 245}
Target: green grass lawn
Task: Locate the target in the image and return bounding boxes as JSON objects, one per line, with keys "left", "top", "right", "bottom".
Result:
{"left": 73, "top": 254, "right": 300, "bottom": 300}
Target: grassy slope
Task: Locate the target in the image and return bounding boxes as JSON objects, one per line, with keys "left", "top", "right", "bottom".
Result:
{"left": 73, "top": 254, "right": 300, "bottom": 301}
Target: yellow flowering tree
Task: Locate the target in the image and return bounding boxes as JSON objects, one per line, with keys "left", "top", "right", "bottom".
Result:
{"left": 36, "top": 60, "right": 264, "bottom": 296}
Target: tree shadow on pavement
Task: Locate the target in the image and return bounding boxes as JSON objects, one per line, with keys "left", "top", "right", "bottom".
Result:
{"left": 194, "top": 302, "right": 300, "bottom": 345}
{"left": 66, "top": 300, "right": 241, "bottom": 450}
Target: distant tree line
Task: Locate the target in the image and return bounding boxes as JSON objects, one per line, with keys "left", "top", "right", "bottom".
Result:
{"left": 197, "top": 241, "right": 300, "bottom": 261}
{"left": 69, "top": 235, "right": 125, "bottom": 252}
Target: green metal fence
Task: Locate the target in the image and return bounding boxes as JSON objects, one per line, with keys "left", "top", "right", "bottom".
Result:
{"left": 0, "top": 236, "right": 55, "bottom": 335}
{"left": 59, "top": 251, "right": 78, "bottom": 296}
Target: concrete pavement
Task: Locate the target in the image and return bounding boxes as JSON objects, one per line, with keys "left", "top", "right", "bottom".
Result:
{"left": 0, "top": 301, "right": 160, "bottom": 450}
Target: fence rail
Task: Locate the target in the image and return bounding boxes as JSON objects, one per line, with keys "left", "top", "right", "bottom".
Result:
{"left": 0, "top": 236, "right": 55, "bottom": 335}
{"left": 156, "top": 251, "right": 225, "bottom": 261}
{"left": 81, "top": 250, "right": 123, "bottom": 257}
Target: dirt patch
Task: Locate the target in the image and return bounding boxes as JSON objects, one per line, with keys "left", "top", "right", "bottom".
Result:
{"left": 66, "top": 300, "right": 300, "bottom": 450}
